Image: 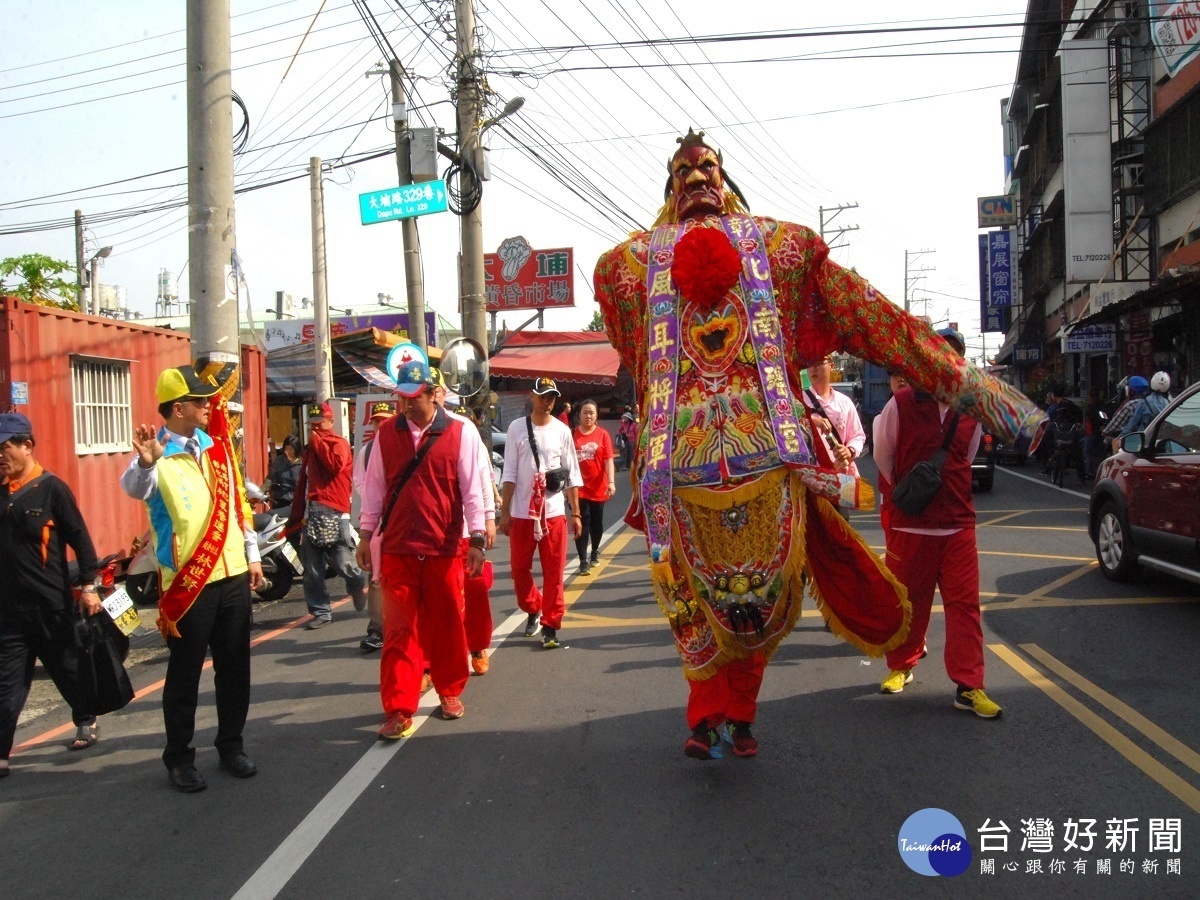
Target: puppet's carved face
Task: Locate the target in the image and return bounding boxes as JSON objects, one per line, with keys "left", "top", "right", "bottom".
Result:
{"left": 670, "top": 145, "right": 725, "bottom": 220}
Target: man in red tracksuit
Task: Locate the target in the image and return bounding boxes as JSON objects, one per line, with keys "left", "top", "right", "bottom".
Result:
{"left": 356, "top": 362, "right": 487, "bottom": 736}
{"left": 871, "top": 328, "right": 1001, "bottom": 719}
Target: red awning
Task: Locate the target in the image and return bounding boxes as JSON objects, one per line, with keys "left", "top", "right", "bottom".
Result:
{"left": 489, "top": 340, "right": 620, "bottom": 386}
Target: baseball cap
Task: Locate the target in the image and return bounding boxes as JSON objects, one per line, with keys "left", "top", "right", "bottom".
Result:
{"left": 429, "top": 366, "right": 446, "bottom": 389}
{"left": 306, "top": 401, "right": 333, "bottom": 422}
{"left": 394, "top": 360, "right": 434, "bottom": 398}
{"left": 936, "top": 326, "right": 966, "bottom": 355}
{"left": 0, "top": 412, "right": 33, "bottom": 444}
{"left": 369, "top": 400, "right": 395, "bottom": 420}
{"left": 155, "top": 365, "right": 220, "bottom": 405}
{"left": 531, "top": 376, "right": 559, "bottom": 396}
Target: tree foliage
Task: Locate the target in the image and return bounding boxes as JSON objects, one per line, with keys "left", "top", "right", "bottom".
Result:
{"left": 585, "top": 308, "right": 605, "bottom": 332}
{"left": 0, "top": 253, "right": 80, "bottom": 310}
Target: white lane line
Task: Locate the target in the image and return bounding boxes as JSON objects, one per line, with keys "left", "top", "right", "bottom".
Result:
{"left": 234, "top": 516, "right": 631, "bottom": 899}
{"left": 998, "top": 464, "right": 1092, "bottom": 500}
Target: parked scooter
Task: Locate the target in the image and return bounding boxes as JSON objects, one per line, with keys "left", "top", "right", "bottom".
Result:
{"left": 124, "top": 480, "right": 303, "bottom": 605}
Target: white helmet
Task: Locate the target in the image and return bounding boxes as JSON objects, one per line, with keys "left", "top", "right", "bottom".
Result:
{"left": 1151, "top": 371, "right": 1171, "bottom": 393}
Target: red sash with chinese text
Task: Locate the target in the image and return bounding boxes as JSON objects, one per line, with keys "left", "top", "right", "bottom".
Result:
{"left": 156, "top": 400, "right": 241, "bottom": 639}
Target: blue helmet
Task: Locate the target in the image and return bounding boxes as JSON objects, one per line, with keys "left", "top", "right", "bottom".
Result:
{"left": 1127, "top": 375, "right": 1149, "bottom": 395}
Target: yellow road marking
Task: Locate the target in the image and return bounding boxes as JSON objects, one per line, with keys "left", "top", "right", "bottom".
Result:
{"left": 987, "top": 525, "right": 1089, "bottom": 533}
{"left": 976, "top": 511, "right": 1029, "bottom": 528}
{"left": 1012, "top": 562, "right": 1098, "bottom": 602}
{"left": 990, "top": 643, "right": 1200, "bottom": 815}
{"left": 1021, "top": 644, "right": 1200, "bottom": 776}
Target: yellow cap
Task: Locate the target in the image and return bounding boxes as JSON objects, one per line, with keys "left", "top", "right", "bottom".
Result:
{"left": 156, "top": 366, "right": 219, "bottom": 405}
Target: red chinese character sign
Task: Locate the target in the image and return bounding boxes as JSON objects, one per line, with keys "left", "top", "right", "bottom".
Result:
{"left": 484, "top": 236, "right": 574, "bottom": 312}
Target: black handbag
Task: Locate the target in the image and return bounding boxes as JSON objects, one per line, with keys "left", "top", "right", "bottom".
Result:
{"left": 525, "top": 416, "right": 569, "bottom": 493}
{"left": 78, "top": 612, "right": 135, "bottom": 717}
{"left": 891, "top": 412, "right": 960, "bottom": 516}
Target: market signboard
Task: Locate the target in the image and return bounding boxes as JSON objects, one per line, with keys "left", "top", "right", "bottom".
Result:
{"left": 484, "top": 236, "right": 574, "bottom": 312}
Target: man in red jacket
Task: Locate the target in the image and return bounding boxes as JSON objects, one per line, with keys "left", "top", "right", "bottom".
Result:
{"left": 871, "top": 328, "right": 1001, "bottom": 719}
{"left": 288, "top": 402, "right": 368, "bottom": 629}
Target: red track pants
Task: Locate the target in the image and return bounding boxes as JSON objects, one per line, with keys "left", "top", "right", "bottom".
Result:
{"left": 884, "top": 528, "right": 985, "bottom": 690}
{"left": 686, "top": 653, "right": 766, "bottom": 729}
{"left": 508, "top": 516, "right": 567, "bottom": 631}
{"left": 379, "top": 553, "right": 468, "bottom": 717}
{"left": 459, "top": 537, "right": 494, "bottom": 654}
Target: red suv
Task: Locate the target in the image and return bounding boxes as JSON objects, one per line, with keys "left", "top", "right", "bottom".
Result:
{"left": 1088, "top": 381, "right": 1200, "bottom": 584}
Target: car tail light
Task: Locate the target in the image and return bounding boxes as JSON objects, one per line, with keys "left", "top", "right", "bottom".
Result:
{"left": 984, "top": 434, "right": 993, "bottom": 451}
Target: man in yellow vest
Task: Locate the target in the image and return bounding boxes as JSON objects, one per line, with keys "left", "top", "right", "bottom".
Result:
{"left": 121, "top": 365, "right": 263, "bottom": 793}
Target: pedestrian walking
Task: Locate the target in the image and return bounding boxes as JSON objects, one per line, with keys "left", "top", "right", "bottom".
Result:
{"left": 872, "top": 328, "right": 1002, "bottom": 719}
{"left": 572, "top": 399, "right": 615, "bottom": 575}
{"left": 616, "top": 407, "right": 637, "bottom": 471}
{"left": 356, "top": 361, "right": 488, "bottom": 737}
{"left": 429, "top": 369, "right": 498, "bottom": 676}
{"left": 120, "top": 365, "right": 263, "bottom": 792}
{"left": 498, "top": 377, "right": 583, "bottom": 650}
{"left": 351, "top": 401, "right": 396, "bottom": 653}
{"left": 1, "top": 413, "right": 106, "bottom": 776}
{"left": 288, "top": 402, "right": 369, "bottom": 629}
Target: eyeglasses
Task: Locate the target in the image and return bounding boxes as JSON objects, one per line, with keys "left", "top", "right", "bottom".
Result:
{"left": 182, "top": 398, "right": 209, "bottom": 408}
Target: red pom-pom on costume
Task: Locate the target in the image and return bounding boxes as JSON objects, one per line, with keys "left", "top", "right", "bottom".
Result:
{"left": 672, "top": 226, "right": 741, "bottom": 310}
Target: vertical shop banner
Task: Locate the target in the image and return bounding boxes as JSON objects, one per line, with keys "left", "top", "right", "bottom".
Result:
{"left": 979, "top": 230, "right": 1012, "bottom": 333}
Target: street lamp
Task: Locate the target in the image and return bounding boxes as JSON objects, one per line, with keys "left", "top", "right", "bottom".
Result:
{"left": 88, "top": 245, "right": 113, "bottom": 316}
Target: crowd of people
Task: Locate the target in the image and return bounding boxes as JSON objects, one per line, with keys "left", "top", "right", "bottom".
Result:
{"left": 16, "top": 129, "right": 1191, "bottom": 786}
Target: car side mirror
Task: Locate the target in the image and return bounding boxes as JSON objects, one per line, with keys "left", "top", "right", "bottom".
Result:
{"left": 1121, "top": 432, "right": 1145, "bottom": 454}
{"left": 439, "top": 337, "right": 488, "bottom": 398}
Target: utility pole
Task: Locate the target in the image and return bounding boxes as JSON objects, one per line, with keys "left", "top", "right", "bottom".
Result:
{"left": 819, "top": 203, "right": 859, "bottom": 251}
{"left": 74, "top": 210, "right": 85, "bottom": 309}
{"left": 904, "top": 248, "right": 936, "bottom": 313}
{"left": 310, "top": 157, "right": 333, "bottom": 404}
{"left": 389, "top": 59, "right": 427, "bottom": 352}
{"left": 455, "top": 0, "right": 491, "bottom": 447}
{"left": 186, "top": 0, "right": 240, "bottom": 393}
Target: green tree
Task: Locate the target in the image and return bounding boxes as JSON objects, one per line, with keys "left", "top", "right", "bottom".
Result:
{"left": 0, "top": 253, "right": 79, "bottom": 310}
{"left": 585, "top": 308, "right": 605, "bottom": 332}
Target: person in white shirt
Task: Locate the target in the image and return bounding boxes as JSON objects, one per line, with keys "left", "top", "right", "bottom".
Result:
{"left": 498, "top": 377, "right": 583, "bottom": 650}
{"left": 800, "top": 354, "right": 867, "bottom": 477}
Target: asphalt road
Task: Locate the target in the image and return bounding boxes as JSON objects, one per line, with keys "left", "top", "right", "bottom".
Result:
{"left": 4, "top": 461, "right": 1199, "bottom": 899}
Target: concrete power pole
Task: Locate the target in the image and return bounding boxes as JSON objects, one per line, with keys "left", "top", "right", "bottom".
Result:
{"left": 903, "top": 248, "right": 936, "bottom": 314}
{"left": 389, "top": 59, "right": 427, "bottom": 352}
{"left": 310, "top": 157, "right": 334, "bottom": 404}
{"left": 455, "top": 0, "right": 492, "bottom": 447}
{"left": 186, "top": 0, "right": 240, "bottom": 391}
{"left": 74, "top": 210, "right": 85, "bottom": 309}
{"left": 819, "top": 203, "right": 859, "bottom": 251}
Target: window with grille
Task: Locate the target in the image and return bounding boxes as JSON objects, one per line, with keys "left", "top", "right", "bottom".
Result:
{"left": 71, "top": 357, "right": 132, "bottom": 454}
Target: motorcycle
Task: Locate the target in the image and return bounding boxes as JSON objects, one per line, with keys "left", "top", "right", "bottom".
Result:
{"left": 124, "top": 480, "right": 304, "bottom": 605}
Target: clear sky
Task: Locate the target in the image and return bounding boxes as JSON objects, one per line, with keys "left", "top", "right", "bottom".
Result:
{"left": 0, "top": 0, "right": 1028, "bottom": 364}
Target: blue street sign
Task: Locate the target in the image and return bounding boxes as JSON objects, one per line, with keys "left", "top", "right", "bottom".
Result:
{"left": 359, "top": 180, "right": 449, "bottom": 225}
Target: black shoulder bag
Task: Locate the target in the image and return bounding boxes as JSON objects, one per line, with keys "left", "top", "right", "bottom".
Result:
{"left": 804, "top": 388, "right": 845, "bottom": 448}
{"left": 525, "top": 416, "right": 569, "bottom": 493}
{"left": 890, "top": 412, "right": 960, "bottom": 516}
{"left": 377, "top": 413, "right": 445, "bottom": 535}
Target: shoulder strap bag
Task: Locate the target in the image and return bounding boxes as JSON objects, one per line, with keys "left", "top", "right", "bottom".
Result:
{"left": 525, "top": 416, "right": 570, "bottom": 493}
{"left": 890, "top": 411, "right": 960, "bottom": 517}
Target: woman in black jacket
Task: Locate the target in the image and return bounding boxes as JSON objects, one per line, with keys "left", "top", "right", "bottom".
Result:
{"left": 268, "top": 435, "right": 302, "bottom": 508}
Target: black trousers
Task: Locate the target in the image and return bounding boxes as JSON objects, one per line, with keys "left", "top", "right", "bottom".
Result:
{"left": 575, "top": 498, "right": 607, "bottom": 562}
{"left": 162, "top": 572, "right": 252, "bottom": 769}
{"left": 0, "top": 603, "right": 96, "bottom": 759}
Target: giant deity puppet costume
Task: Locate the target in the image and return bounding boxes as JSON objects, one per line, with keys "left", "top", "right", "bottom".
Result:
{"left": 593, "top": 130, "right": 1043, "bottom": 759}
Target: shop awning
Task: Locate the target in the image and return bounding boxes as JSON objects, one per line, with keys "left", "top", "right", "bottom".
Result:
{"left": 488, "top": 332, "right": 621, "bottom": 386}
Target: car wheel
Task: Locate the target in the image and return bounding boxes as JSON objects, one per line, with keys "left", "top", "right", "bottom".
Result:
{"left": 1094, "top": 500, "right": 1139, "bottom": 582}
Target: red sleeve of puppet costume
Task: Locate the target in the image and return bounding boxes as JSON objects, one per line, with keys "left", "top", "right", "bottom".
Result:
{"left": 770, "top": 220, "right": 1042, "bottom": 443}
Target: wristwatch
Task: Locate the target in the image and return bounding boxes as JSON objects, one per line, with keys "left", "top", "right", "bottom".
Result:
{"left": 469, "top": 531, "right": 487, "bottom": 551}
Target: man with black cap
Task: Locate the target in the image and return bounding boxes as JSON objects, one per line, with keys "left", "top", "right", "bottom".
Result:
{"left": 498, "top": 377, "right": 583, "bottom": 650}
{"left": 121, "top": 364, "right": 263, "bottom": 792}
{"left": 288, "top": 401, "right": 368, "bottom": 629}
{"left": 1, "top": 412, "right": 105, "bottom": 776}
{"left": 872, "top": 327, "right": 1001, "bottom": 719}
